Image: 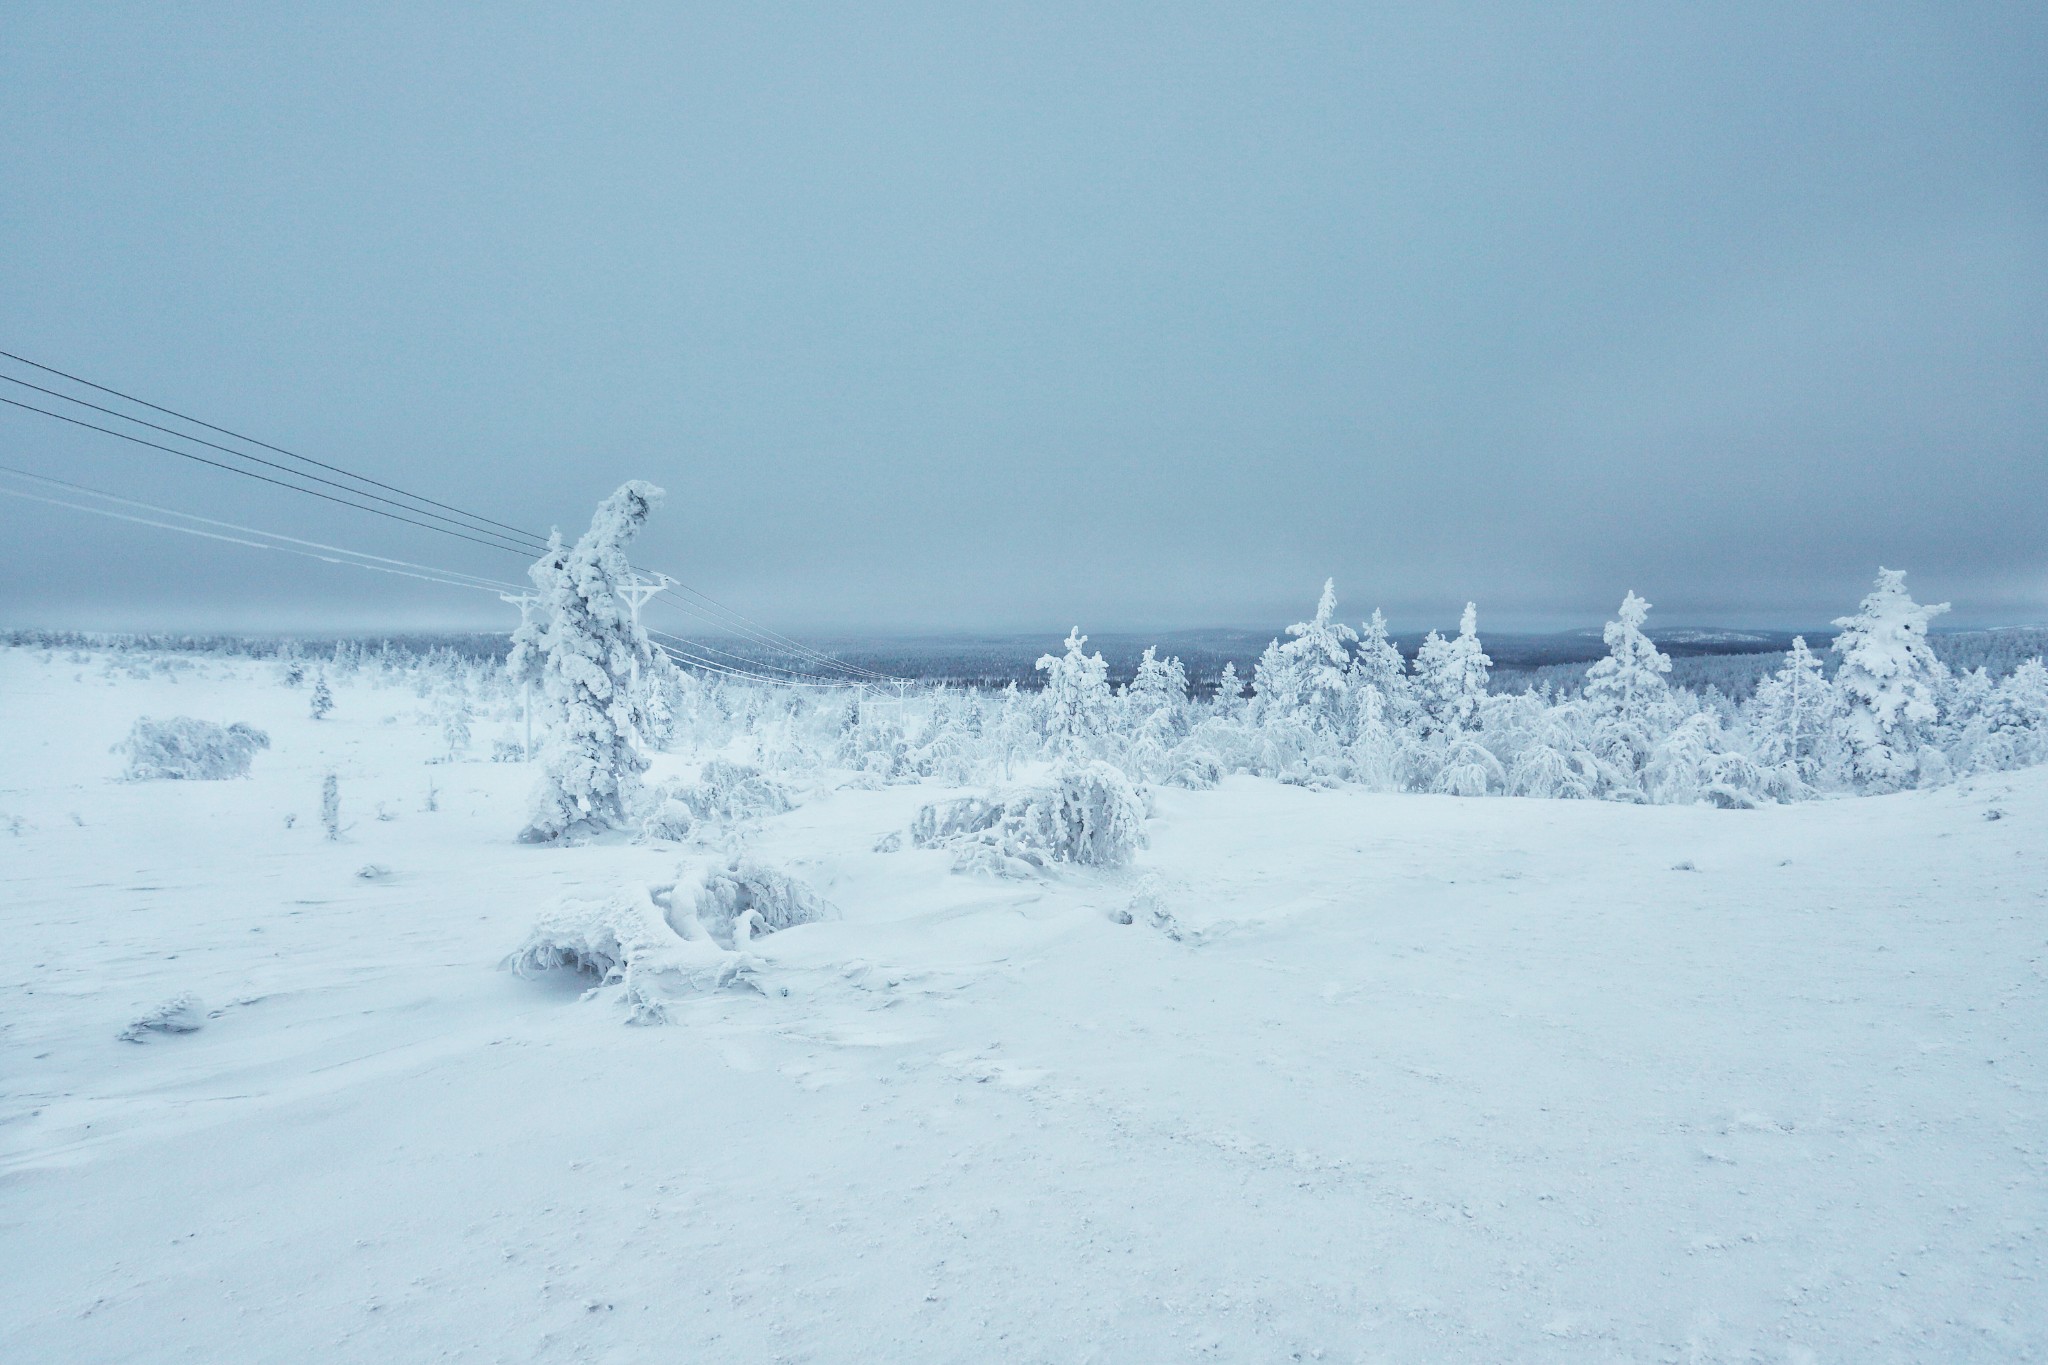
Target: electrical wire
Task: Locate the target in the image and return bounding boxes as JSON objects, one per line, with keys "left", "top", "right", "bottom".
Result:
{"left": 0, "top": 463, "right": 527, "bottom": 595}
{"left": 1, "top": 347, "right": 910, "bottom": 682}
{"left": 0, "top": 395, "right": 543, "bottom": 558}
{"left": 0, "top": 483, "right": 515, "bottom": 596}
{"left": 0, "top": 347, "right": 545, "bottom": 545}
{"left": 0, "top": 373, "right": 550, "bottom": 554}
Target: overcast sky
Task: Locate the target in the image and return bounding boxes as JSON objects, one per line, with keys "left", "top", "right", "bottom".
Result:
{"left": 3, "top": 3, "right": 2043, "bottom": 637}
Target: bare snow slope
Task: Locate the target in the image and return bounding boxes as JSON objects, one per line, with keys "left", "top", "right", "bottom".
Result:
{"left": 1, "top": 648, "right": 2043, "bottom": 1362}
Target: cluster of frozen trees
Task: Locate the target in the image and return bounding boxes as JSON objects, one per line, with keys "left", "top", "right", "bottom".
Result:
{"left": 996, "top": 570, "right": 2043, "bottom": 806}
{"left": 494, "top": 520, "right": 2048, "bottom": 843}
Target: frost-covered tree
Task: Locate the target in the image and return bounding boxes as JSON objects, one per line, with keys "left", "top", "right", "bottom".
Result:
{"left": 1351, "top": 609, "right": 1413, "bottom": 727}
{"left": 308, "top": 672, "right": 334, "bottom": 720}
{"left": 1413, "top": 604, "right": 1491, "bottom": 734}
{"left": 1745, "top": 637, "right": 1834, "bottom": 782}
{"left": 519, "top": 482, "right": 676, "bottom": 843}
{"left": 1950, "top": 657, "right": 2048, "bottom": 773}
{"left": 1584, "top": 592, "right": 1671, "bottom": 718}
{"left": 1830, "top": 568, "right": 1950, "bottom": 791}
{"left": 1035, "top": 629, "right": 1112, "bottom": 755}
{"left": 1277, "top": 580, "right": 1358, "bottom": 733}
{"left": 1250, "top": 639, "right": 1300, "bottom": 722}
{"left": 1125, "top": 647, "right": 1188, "bottom": 724}
{"left": 1213, "top": 661, "right": 1244, "bottom": 710}
{"left": 442, "top": 688, "right": 473, "bottom": 759}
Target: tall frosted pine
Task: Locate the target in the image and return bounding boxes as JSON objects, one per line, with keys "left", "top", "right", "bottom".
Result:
{"left": 519, "top": 482, "right": 676, "bottom": 843}
{"left": 1584, "top": 591, "right": 1672, "bottom": 720}
{"left": 1830, "top": 568, "right": 1949, "bottom": 792}
{"left": 1034, "top": 629, "right": 1113, "bottom": 756}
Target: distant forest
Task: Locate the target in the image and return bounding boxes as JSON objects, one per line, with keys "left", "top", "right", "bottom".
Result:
{"left": 7, "top": 624, "right": 2046, "bottom": 701}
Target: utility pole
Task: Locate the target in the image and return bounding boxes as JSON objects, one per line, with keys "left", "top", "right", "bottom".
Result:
{"left": 500, "top": 591, "right": 539, "bottom": 761}
{"left": 621, "top": 570, "right": 674, "bottom": 688}
{"left": 619, "top": 571, "right": 674, "bottom": 632}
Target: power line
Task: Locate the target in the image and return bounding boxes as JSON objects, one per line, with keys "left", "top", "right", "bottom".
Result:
{"left": 0, "top": 347, "right": 545, "bottom": 545}
{"left": 0, "top": 484, "right": 516, "bottom": 597}
{"left": 0, "top": 463, "right": 527, "bottom": 594}
{"left": 0, "top": 395, "right": 542, "bottom": 558}
{"left": 1, "top": 347, "right": 909, "bottom": 682}
{"left": 643, "top": 624, "right": 848, "bottom": 685}
{"left": 0, "top": 372, "right": 550, "bottom": 554}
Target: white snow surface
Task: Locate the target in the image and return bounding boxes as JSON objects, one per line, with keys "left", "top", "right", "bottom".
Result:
{"left": 2, "top": 648, "right": 2045, "bottom": 1362}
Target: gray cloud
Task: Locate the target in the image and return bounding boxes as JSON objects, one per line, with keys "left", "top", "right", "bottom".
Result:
{"left": 3, "top": 2, "right": 2043, "bottom": 637}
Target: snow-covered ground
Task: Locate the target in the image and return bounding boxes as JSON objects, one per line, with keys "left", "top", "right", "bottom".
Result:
{"left": 3, "top": 648, "right": 2044, "bottom": 1363}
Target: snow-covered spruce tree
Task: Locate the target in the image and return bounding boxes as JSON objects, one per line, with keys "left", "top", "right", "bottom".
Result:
{"left": 1413, "top": 603, "right": 1491, "bottom": 735}
{"left": 1829, "top": 568, "right": 1950, "bottom": 792}
{"left": 308, "top": 672, "right": 334, "bottom": 720}
{"left": 1582, "top": 591, "right": 1673, "bottom": 785}
{"left": 1125, "top": 646, "right": 1188, "bottom": 726}
{"left": 1584, "top": 592, "right": 1672, "bottom": 718}
{"left": 442, "top": 687, "right": 473, "bottom": 760}
{"left": 1351, "top": 608, "right": 1414, "bottom": 727}
{"left": 1035, "top": 629, "right": 1112, "bottom": 756}
{"left": 519, "top": 482, "right": 677, "bottom": 843}
{"left": 1249, "top": 639, "right": 1301, "bottom": 724}
{"left": 1213, "top": 661, "right": 1245, "bottom": 713}
{"left": 1278, "top": 580, "right": 1358, "bottom": 733}
{"left": 1744, "top": 636, "right": 1836, "bottom": 785}
{"left": 1120, "top": 646, "right": 1190, "bottom": 779}
{"left": 1948, "top": 657, "right": 2048, "bottom": 774}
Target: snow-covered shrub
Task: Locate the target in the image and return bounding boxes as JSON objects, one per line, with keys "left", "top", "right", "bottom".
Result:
{"left": 321, "top": 772, "right": 340, "bottom": 840}
{"left": 662, "top": 759, "right": 794, "bottom": 826}
{"left": 690, "top": 859, "right": 839, "bottom": 949}
{"left": 309, "top": 673, "right": 334, "bottom": 720}
{"left": 1011, "top": 762, "right": 1147, "bottom": 866}
{"left": 914, "top": 761, "right": 1148, "bottom": 873}
{"left": 1431, "top": 737, "right": 1505, "bottom": 796}
{"left": 1163, "top": 745, "right": 1223, "bottom": 790}
{"left": 641, "top": 797, "right": 695, "bottom": 842}
{"left": 117, "top": 717, "right": 270, "bottom": 780}
{"left": 120, "top": 993, "right": 206, "bottom": 1042}
{"left": 911, "top": 794, "right": 1006, "bottom": 847}
{"left": 506, "top": 882, "right": 757, "bottom": 1021}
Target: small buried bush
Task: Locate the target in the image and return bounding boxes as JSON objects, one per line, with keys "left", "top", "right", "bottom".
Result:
{"left": 117, "top": 717, "right": 270, "bottom": 780}
{"left": 647, "top": 760, "right": 793, "bottom": 834}
{"left": 913, "top": 760, "right": 1147, "bottom": 874}
{"left": 691, "top": 858, "right": 840, "bottom": 948}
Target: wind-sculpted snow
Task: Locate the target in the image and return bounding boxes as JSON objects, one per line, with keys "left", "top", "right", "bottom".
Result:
{"left": 115, "top": 716, "right": 270, "bottom": 780}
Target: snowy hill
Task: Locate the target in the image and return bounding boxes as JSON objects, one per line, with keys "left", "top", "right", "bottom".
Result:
{"left": 2, "top": 646, "right": 2044, "bottom": 1362}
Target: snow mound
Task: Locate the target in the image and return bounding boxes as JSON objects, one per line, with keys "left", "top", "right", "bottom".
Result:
{"left": 913, "top": 761, "right": 1147, "bottom": 873}
{"left": 506, "top": 883, "right": 759, "bottom": 1022}
{"left": 119, "top": 993, "right": 206, "bottom": 1042}
{"left": 116, "top": 717, "right": 270, "bottom": 781}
